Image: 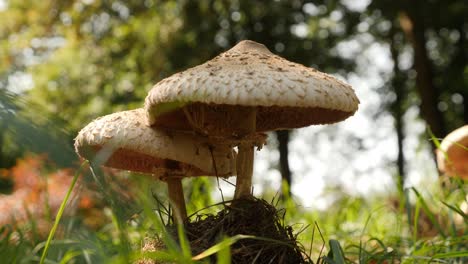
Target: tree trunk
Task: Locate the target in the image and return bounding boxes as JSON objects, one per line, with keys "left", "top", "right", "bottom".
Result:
{"left": 398, "top": 9, "right": 446, "bottom": 140}
{"left": 463, "top": 91, "right": 468, "bottom": 125}
{"left": 456, "top": 26, "right": 468, "bottom": 124}
{"left": 390, "top": 26, "right": 406, "bottom": 194}
{"left": 276, "top": 130, "right": 291, "bottom": 197}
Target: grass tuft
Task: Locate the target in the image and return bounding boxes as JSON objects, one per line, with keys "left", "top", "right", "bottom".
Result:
{"left": 39, "top": 161, "right": 88, "bottom": 264}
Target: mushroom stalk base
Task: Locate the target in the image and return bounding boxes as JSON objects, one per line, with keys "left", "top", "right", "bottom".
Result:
{"left": 234, "top": 108, "right": 257, "bottom": 199}
{"left": 166, "top": 178, "right": 187, "bottom": 224}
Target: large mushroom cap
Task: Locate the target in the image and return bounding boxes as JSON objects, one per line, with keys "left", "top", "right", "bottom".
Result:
{"left": 437, "top": 125, "right": 468, "bottom": 179}
{"left": 145, "top": 40, "right": 359, "bottom": 135}
{"left": 74, "top": 109, "right": 236, "bottom": 178}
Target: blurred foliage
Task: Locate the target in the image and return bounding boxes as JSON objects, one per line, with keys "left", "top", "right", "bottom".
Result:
{"left": 0, "top": 89, "right": 75, "bottom": 168}
{"left": 0, "top": 154, "right": 143, "bottom": 238}
{"left": 368, "top": 0, "right": 467, "bottom": 135}
{"left": 0, "top": 0, "right": 364, "bottom": 166}
{"left": 0, "top": 154, "right": 83, "bottom": 239}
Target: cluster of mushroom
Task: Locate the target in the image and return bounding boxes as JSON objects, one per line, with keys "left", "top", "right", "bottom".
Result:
{"left": 75, "top": 40, "right": 359, "bottom": 224}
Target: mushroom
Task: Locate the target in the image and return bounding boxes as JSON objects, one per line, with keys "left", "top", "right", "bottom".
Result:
{"left": 145, "top": 40, "right": 359, "bottom": 198}
{"left": 436, "top": 125, "right": 468, "bottom": 179}
{"left": 74, "top": 109, "right": 236, "bottom": 223}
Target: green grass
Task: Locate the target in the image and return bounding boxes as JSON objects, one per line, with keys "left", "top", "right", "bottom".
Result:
{"left": 1, "top": 168, "right": 465, "bottom": 263}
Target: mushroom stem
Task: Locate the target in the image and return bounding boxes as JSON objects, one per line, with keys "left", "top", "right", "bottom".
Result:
{"left": 234, "top": 142, "right": 255, "bottom": 198}
{"left": 234, "top": 108, "right": 257, "bottom": 199}
{"left": 166, "top": 177, "right": 188, "bottom": 224}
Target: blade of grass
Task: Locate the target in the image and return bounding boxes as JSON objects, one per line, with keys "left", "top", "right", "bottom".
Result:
{"left": 411, "top": 187, "right": 447, "bottom": 237}
{"left": 39, "top": 161, "right": 88, "bottom": 264}
{"left": 135, "top": 178, "right": 188, "bottom": 263}
{"left": 441, "top": 201, "right": 468, "bottom": 220}
{"left": 216, "top": 236, "right": 232, "bottom": 264}
{"left": 441, "top": 200, "right": 468, "bottom": 236}
{"left": 404, "top": 188, "right": 413, "bottom": 235}
{"left": 24, "top": 202, "right": 39, "bottom": 243}
{"left": 59, "top": 251, "right": 82, "bottom": 264}
{"left": 431, "top": 250, "right": 468, "bottom": 259}
{"left": 367, "top": 237, "right": 387, "bottom": 251}
{"left": 88, "top": 164, "right": 131, "bottom": 259}
{"left": 328, "top": 239, "right": 346, "bottom": 264}
{"left": 192, "top": 235, "right": 250, "bottom": 261}
{"left": 177, "top": 222, "right": 192, "bottom": 260}
{"left": 34, "top": 239, "right": 84, "bottom": 255}
{"left": 192, "top": 234, "right": 301, "bottom": 261}
{"left": 413, "top": 197, "right": 421, "bottom": 242}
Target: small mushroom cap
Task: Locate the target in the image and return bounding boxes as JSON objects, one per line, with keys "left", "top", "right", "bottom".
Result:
{"left": 436, "top": 125, "right": 468, "bottom": 179}
{"left": 74, "top": 109, "right": 236, "bottom": 179}
{"left": 145, "top": 40, "right": 359, "bottom": 134}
